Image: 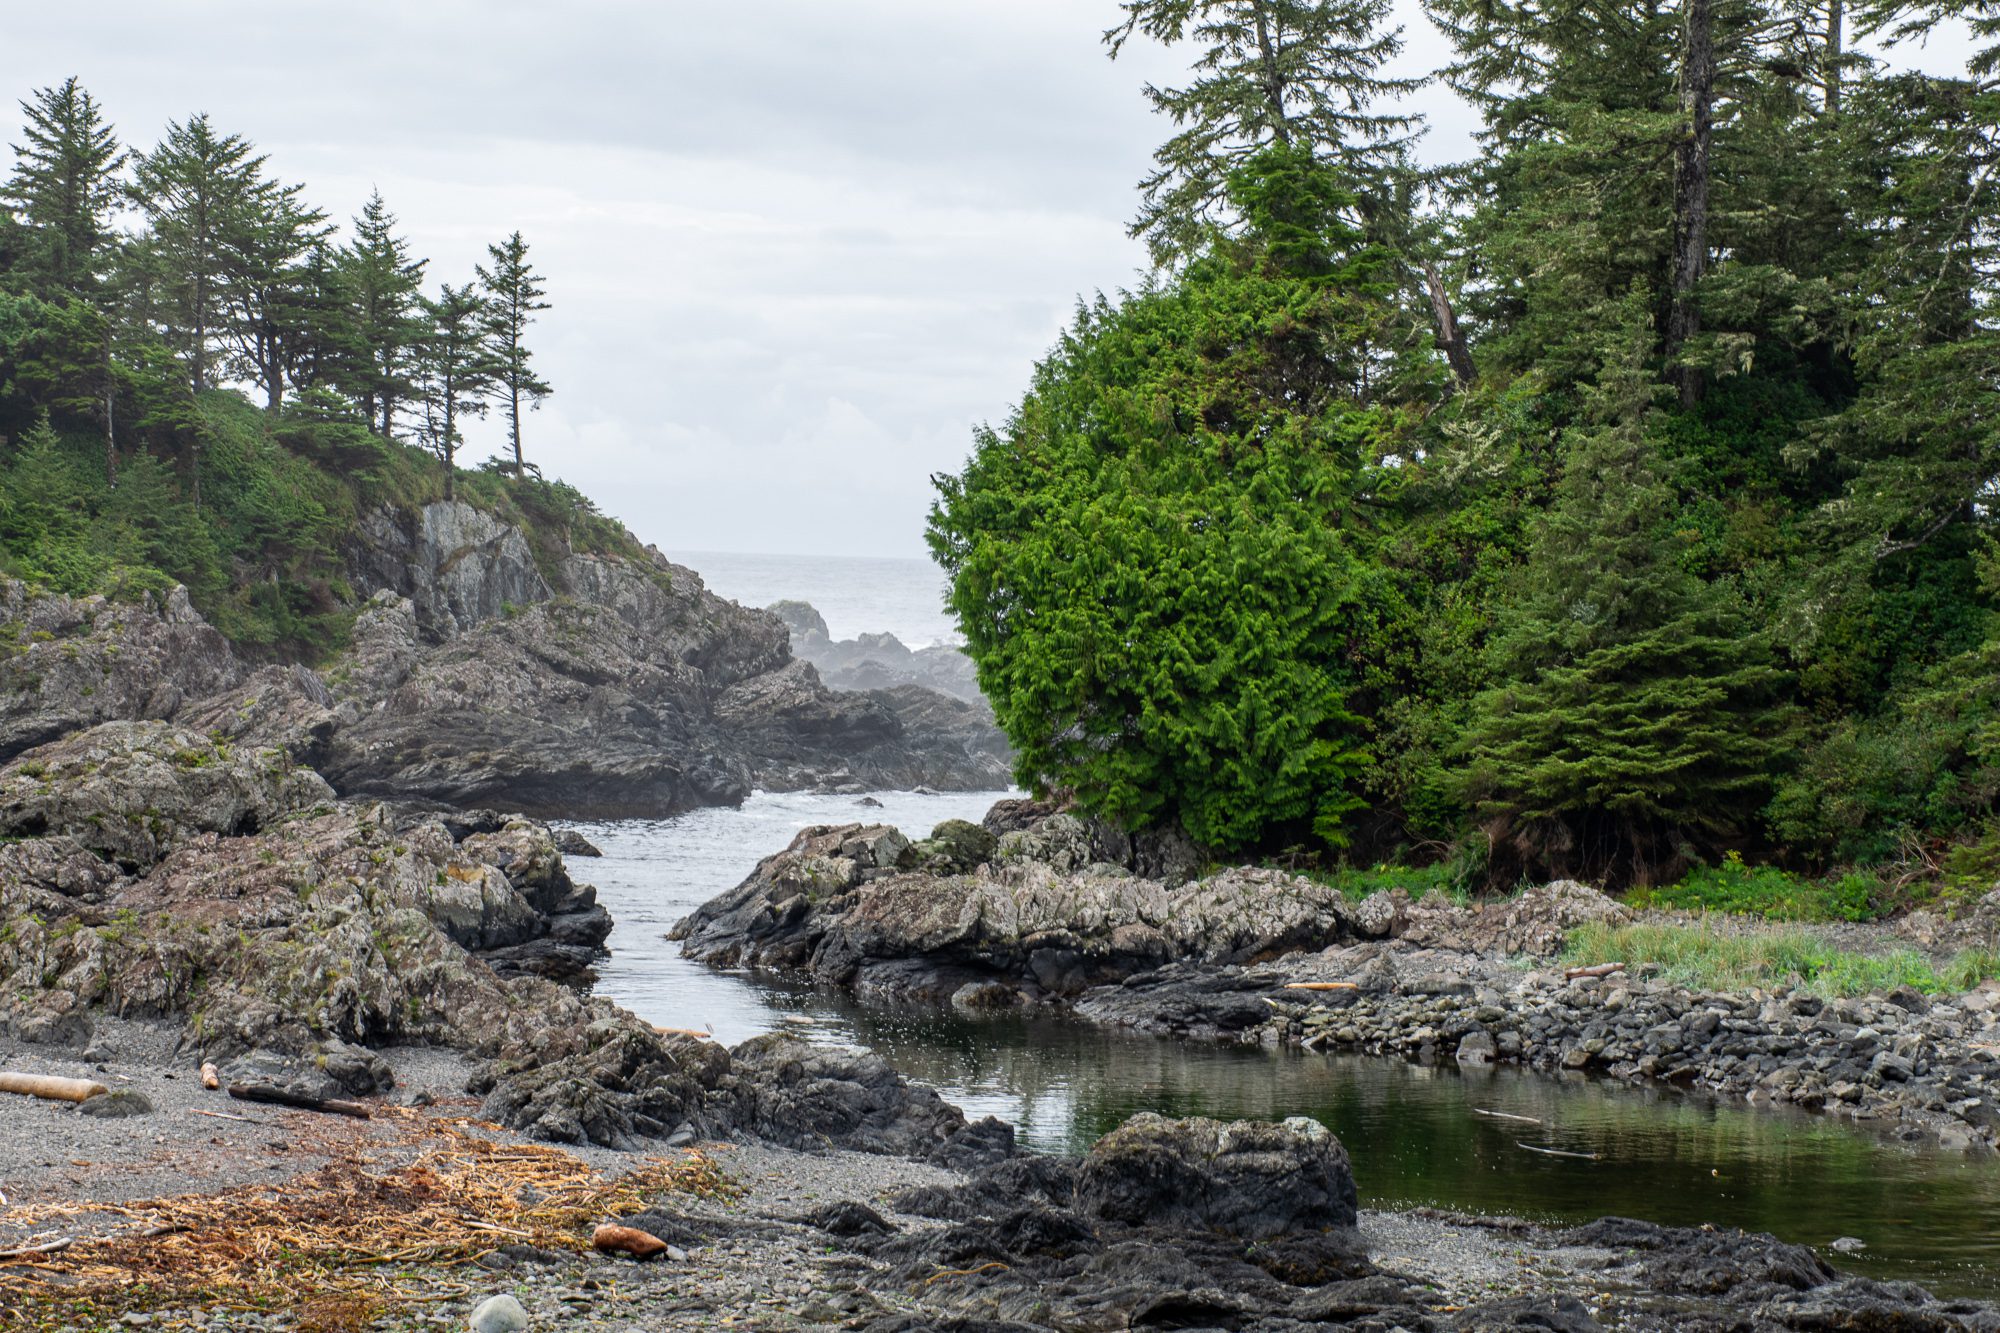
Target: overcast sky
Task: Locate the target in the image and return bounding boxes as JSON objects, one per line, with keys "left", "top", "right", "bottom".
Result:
{"left": 2, "top": 3, "right": 1973, "bottom": 558}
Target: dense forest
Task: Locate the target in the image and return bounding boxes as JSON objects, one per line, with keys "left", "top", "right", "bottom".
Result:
{"left": 0, "top": 79, "right": 608, "bottom": 659}
{"left": 930, "top": 0, "right": 2000, "bottom": 898}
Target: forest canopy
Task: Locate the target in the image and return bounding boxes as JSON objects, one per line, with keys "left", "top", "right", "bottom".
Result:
{"left": 0, "top": 78, "right": 580, "bottom": 659}
{"left": 930, "top": 0, "right": 2000, "bottom": 888}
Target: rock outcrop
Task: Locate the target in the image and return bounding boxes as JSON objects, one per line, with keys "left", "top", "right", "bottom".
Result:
{"left": 0, "top": 583, "right": 243, "bottom": 763}
{"left": 677, "top": 801, "right": 2000, "bottom": 1151}
{"left": 0, "top": 501, "right": 1015, "bottom": 820}
{"left": 769, "top": 599, "right": 986, "bottom": 705}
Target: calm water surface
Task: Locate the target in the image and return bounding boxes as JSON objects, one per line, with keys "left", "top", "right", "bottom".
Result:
{"left": 570, "top": 792, "right": 2000, "bottom": 1300}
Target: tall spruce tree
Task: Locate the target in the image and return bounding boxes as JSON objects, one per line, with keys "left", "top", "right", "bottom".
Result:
{"left": 414, "top": 281, "right": 497, "bottom": 502}
{"left": 1104, "top": 0, "right": 1419, "bottom": 264}
{"left": 1456, "top": 300, "right": 1791, "bottom": 885}
{"left": 475, "top": 230, "right": 550, "bottom": 473}
{"left": 4, "top": 78, "right": 125, "bottom": 297}
{"left": 217, "top": 177, "right": 330, "bottom": 412}
{"left": 336, "top": 190, "right": 425, "bottom": 437}
{"left": 133, "top": 114, "right": 273, "bottom": 396}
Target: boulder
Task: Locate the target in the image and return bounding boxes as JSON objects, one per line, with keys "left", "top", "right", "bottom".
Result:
{"left": 0, "top": 582, "right": 243, "bottom": 765}
{"left": 1075, "top": 1112, "right": 1359, "bottom": 1240}
{"left": 0, "top": 721, "right": 333, "bottom": 871}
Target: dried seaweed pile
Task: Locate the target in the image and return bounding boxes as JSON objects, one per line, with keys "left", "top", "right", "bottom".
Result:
{"left": 0, "top": 1108, "right": 738, "bottom": 1327}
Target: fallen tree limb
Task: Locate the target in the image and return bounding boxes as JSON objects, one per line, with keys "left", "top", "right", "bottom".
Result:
{"left": 191, "top": 1108, "right": 259, "bottom": 1124}
{"left": 652, "top": 1026, "right": 713, "bottom": 1040}
{"left": 0, "top": 1072, "right": 109, "bottom": 1103}
{"left": 1472, "top": 1108, "right": 1542, "bottom": 1125}
{"left": 0, "top": 1237, "right": 73, "bottom": 1260}
{"left": 226, "top": 1084, "right": 371, "bottom": 1119}
{"left": 1516, "top": 1141, "right": 1600, "bottom": 1161}
{"left": 199, "top": 1062, "right": 220, "bottom": 1090}
{"left": 1283, "top": 982, "right": 1360, "bottom": 992}
{"left": 1563, "top": 963, "right": 1626, "bottom": 981}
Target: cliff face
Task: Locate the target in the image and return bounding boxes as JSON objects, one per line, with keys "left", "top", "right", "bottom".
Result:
{"left": 0, "top": 500, "right": 1012, "bottom": 820}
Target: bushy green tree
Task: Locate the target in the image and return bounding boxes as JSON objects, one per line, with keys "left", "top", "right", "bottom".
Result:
{"left": 931, "top": 150, "right": 1407, "bottom": 851}
{"left": 1456, "top": 303, "right": 1793, "bottom": 884}
{"left": 3, "top": 78, "right": 125, "bottom": 296}
{"left": 335, "top": 190, "right": 425, "bottom": 437}
{"left": 414, "top": 281, "right": 497, "bottom": 502}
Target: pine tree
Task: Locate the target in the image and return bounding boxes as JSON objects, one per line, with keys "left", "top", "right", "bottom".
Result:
{"left": 475, "top": 230, "right": 550, "bottom": 473}
{"left": 3, "top": 77, "right": 125, "bottom": 296}
{"left": 1104, "top": 0, "right": 1418, "bottom": 264}
{"left": 217, "top": 178, "right": 331, "bottom": 411}
{"left": 133, "top": 115, "right": 273, "bottom": 396}
{"left": 335, "top": 190, "right": 426, "bottom": 438}
{"left": 414, "top": 282, "right": 497, "bottom": 502}
{"left": 1456, "top": 300, "right": 1791, "bottom": 885}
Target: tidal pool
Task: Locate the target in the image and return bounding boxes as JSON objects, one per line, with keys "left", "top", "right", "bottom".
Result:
{"left": 572, "top": 794, "right": 2000, "bottom": 1299}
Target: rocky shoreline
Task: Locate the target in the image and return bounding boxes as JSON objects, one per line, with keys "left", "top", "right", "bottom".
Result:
{"left": 0, "top": 500, "right": 1011, "bottom": 823}
{"left": 675, "top": 802, "right": 2000, "bottom": 1153}
{"left": 6, "top": 1021, "right": 1995, "bottom": 1332}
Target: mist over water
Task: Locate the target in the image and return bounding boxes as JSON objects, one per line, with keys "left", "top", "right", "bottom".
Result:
{"left": 668, "top": 550, "right": 958, "bottom": 648}
{"left": 572, "top": 794, "right": 2000, "bottom": 1301}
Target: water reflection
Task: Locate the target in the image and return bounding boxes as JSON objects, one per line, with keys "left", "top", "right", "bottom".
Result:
{"left": 571, "top": 797, "right": 2000, "bottom": 1300}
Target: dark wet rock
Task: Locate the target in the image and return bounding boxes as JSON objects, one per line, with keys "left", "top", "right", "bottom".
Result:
{"left": 808, "top": 1201, "right": 897, "bottom": 1237}
{"left": 731, "top": 1034, "right": 1003, "bottom": 1164}
{"left": 477, "top": 1024, "right": 730, "bottom": 1152}
{"left": 552, "top": 829, "right": 603, "bottom": 858}
{"left": 1075, "top": 1111, "right": 1358, "bottom": 1240}
{"left": 1566, "top": 1217, "right": 1835, "bottom": 1295}
{"left": 1449, "top": 1294, "right": 1602, "bottom": 1331}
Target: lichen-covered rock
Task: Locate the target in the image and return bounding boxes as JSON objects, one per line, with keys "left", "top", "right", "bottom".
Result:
{"left": 0, "top": 582, "right": 244, "bottom": 764}
{"left": 1075, "top": 1112, "right": 1359, "bottom": 1240}
{"left": 675, "top": 816, "right": 1357, "bottom": 999}
{"left": 0, "top": 721, "right": 333, "bottom": 871}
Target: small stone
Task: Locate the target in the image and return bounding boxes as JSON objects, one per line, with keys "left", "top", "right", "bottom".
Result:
{"left": 79, "top": 1090, "right": 155, "bottom": 1119}
{"left": 468, "top": 1293, "right": 529, "bottom": 1333}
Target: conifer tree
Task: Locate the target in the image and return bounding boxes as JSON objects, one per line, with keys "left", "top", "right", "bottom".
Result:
{"left": 133, "top": 115, "right": 275, "bottom": 396}
{"left": 1457, "top": 299, "right": 1791, "bottom": 885}
{"left": 414, "top": 281, "right": 497, "bottom": 502}
{"left": 336, "top": 190, "right": 426, "bottom": 438}
{"left": 218, "top": 177, "right": 331, "bottom": 411}
{"left": 475, "top": 230, "right": 550, "bottom": 473}
{"left": 3, "top": 77, "right": 125, "bottom": 296}
{"left": 1104, "top": 0, "right": 1418, "bottom": 263}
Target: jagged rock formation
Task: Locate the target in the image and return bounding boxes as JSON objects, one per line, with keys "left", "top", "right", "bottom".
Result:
{"left": 676, "top": 801, "right": 2000, "bottom": 1151}
{"left": 769, "top": 599, "right": 987, "bottom": 706}
{"left": 0, "top": 500, "right": 1013, "bottom": 820}
{"left": 0, "top": 717, "right": 1010, "bottom": 1163}
{"left": 0, "top": 583, "right": 243, "bottom": 763}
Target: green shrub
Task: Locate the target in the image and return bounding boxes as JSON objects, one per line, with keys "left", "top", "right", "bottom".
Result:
{"left": 1629, "top": 852, "right": 1885, "bottom": 922}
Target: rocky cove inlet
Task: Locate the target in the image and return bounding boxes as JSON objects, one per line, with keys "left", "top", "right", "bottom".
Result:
{"left": 574, "top": 792, "right": 2000, "bottom": 1302}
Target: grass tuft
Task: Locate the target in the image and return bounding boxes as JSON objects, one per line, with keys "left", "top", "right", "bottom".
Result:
{"left": 1563, "top": 921, "right": 2000, "bottom": 998}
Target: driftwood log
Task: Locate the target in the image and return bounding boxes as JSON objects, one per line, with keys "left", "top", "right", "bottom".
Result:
{"left": 0, "top": 1072, "right": 110, "bottom": 1103}
{"left": 227, "top": 1083, "right": 371, "bottom": 1119}
{"left": 1282, "top": 982, "right": 1360, "bottom": 992}
{"left": 1564, "top": 962, "right": 1627, "bottom": 981}
{"left": 592, "top": 1223, "right": 670, "bottom": 1259}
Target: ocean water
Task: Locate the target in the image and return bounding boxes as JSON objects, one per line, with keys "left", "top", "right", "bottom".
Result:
{"left": 668, "top": 549, "right": 958, "bottom": 649}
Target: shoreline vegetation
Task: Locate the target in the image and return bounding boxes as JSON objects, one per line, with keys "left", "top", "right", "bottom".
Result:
{"left": 4, "top": 0, "right": 2000, "bottom": 1327}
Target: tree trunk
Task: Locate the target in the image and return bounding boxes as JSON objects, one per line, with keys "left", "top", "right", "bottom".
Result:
{"left": 1424, "top": 263, "right": 1478, "bottom": 389}
{"left": 510, "top": 383, "right": 522, "bottom": 473}
{"left": 1251, "top": 1, "right": 1292, "bottom": 144}
{"left": 1822, "top": 0, "right": 1844, "bottom": 114}
{"left": 442, "top": 394, "right": 456, "bottom": 502}
{"left": 1667, "top": 0, "right": 1714, "bottom": 409}
{"left": 102, "top": 332, "right": 116, "bottom": 488}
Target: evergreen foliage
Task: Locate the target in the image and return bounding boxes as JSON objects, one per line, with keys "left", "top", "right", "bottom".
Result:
{"left": 0, "top": 81, "right": 588, "bottom": 662}
{"left": 477, "top": 231, "right": 551, "bottom": 474}
{"left": 936, "top": 0, "right": 2000, "bottom": 888}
